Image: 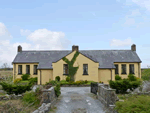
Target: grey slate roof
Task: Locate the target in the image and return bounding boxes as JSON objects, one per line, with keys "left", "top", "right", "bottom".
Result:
{"left": 12, "top": 50, "right": 142, "bottom": 69}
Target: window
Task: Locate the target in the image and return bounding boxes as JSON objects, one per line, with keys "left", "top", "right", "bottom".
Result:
{"left": 63, "top": 64, "right": 68, "bottom": 75}
{"left": 34, "top": 65, "right": 38, "bottom": 75}
{"left": 115, "top": 64, "right": 118, "bottom": 74}
{"left": 121, "top": 64, "right": 126, "bottom": 74}
{"left": 18, "top": 65, "right": 22, "bottom": 74}
{"left": 26, "top": 65, "right": 30, "bottom": 74}
{"left": 129, "top": 64, "right": 134, "bottom": 74}
{"left": 83, "top": 64, "right": 88, "bottom": 75}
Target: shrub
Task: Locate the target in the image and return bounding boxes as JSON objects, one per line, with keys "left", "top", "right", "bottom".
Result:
{"left": 21, "top": 74, "right": 30, "bottom": 81}
{"left": 66, "top": 76, "right": 70, "bottom": 82}
{"left": 22, "top": 91, "right": 40, "bottom": 106}
{"left": 29, "top": 77, "right": 37, "bottom": 85}
{"left": 0, "top": 81, "right": 32, "bottom": 95}
{"left": 75, "top": 81, "right": 82, "bottom": 85}
{"left": 85, "top": 80, "right": 88, "bottom": 84}
{"left": 14, "top": 78, "right": 22, "bottom": 84}
{"left": 115, "top": 75, "right": 122, "bottom": 80}
{"left": 128, "top": 74, "right": 136, "bottom": 81}
{"left": 55, "top": 76, "right": 60, "bottom": 81}
{"left": 46, "top": 80, "right": 57, "bottom": 86}
{"left": 115, "top": 95, "right": 150, "bottom": 113}
{"left": 109, "top": 79, "right": 141, "bottom": 94}
{"left": 54, "top": 84, "right": 61, "bottom": 97}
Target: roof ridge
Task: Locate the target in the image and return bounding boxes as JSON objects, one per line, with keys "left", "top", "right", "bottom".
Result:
{"left": 22, "top": 49, "right": 132, "bottom": 52}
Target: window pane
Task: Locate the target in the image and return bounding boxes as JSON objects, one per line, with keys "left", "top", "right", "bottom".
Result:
{"left": 26, "top": 65, "right": 30, "bottom": 74}
{"left": 83, "top": 64, "right": 88, "bottom": 74}
{"left": 63, "top": 64, "right": 68, "bottom": 74}
{"left": 18, "top": 65, "right": 22, "bottom": 74}
{"left": 130, "top": 64, "right": 134, "bottom": 74}
{"left": 115, "top": 65, "right": 118, "bottom": 74}
{"left": 34, "top": 65, "right": 37, "bottom": 74}
{"left": 122, "top": 64, "right": 126, "bottom": 74}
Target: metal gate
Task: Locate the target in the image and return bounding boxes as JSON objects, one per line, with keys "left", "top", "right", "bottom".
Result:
{"left": 91, "top": 82, "right": 98, "bottom": 95}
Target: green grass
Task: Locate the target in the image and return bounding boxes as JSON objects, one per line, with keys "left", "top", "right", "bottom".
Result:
{"left": 20, "top": 80, "right": 29, "bottom": 83}
{"left": 115, "top": 94, "right": 150, "bottom": 113}
{"left": 141, "top": 68, "right": 150, "bottom": 81}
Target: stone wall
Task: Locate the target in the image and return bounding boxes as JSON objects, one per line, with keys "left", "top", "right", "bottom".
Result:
{"left": 97, "top": 83, "right": 119, "bottom": 112}
{"left": 0, "top": 94, "right": 23, "bottom": 101}
{"left": 32, "top": 86, "right": 57, "bottom": 113}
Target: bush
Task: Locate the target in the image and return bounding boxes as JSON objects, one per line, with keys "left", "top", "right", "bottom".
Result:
{"left": 66, "top": 76, "right": 70, "bottom": 82}
{"left": 55, "top": 76, "right": 60, "bottom": 81}
{"left": 22, "top": 91, "right": 40, "bottom": 106}
{"left": 128, "top": 74, "right": 136, "bottom": 81}
{"left": 21, "top": 74, "right": 30, "bottom": 80}
{"left": 85, "top": 80, "right": 88, "bottom": 84}
{"left": 115, "top": 95, "right": 150, "bottom": 112}
{"left": 29, "top": 77, "right": 37, "bottom": 85}
{"left": 115, "top": 75, "right": 122, "bottom": 80}
{"left": 14, "top": 78, "right": 22, "bottom": 84}
{"left": 0, "top": 81, "right": 32, "bottom": 95}
{"left": 54, "top": 84, "right": 61, "bottom": 97}
{"left": 46, "top": 80, "right": 57, "bottom": 86}
{"left": 75, "top": 81, "right": 82, "bottom": 85}
{"left": 109, "top": 79, "right": 141, "bottom": 94}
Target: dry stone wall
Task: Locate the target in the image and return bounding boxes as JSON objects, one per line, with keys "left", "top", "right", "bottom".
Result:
{"left": 32, "top": 86, "right": 57, "bottom": 113}
{"left": 97, "top": 83, "right": 119, "bottom": 113}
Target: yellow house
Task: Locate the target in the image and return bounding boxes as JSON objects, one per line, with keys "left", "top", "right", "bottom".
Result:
{"left": 12, "top": 44, "right": 142, "bottom": 85}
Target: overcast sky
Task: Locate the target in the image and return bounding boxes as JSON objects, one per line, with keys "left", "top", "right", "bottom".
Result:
{"left": 0, "top": 0, "right": 149, "bottom": 68}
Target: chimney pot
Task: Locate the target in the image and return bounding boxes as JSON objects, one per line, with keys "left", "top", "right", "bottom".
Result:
{"left": 72, "top": 45, "right": 79, "bottom": 51}
{"left": 131, "top": 44, "right": 136, "bottom": 51}
{"left": 18, "top": 45, "right": 22, "bottom": 52}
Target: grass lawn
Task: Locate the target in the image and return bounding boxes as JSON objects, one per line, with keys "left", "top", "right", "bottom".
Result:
{"left": 115, "top": 94, "right": 150, "bottom": 112}
{"left": 20, "top": 80, "right": 29, "bottom": 83}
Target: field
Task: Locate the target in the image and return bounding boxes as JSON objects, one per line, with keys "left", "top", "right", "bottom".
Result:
{"left": 0, "top": 70, "right": 13, "bottom": 78}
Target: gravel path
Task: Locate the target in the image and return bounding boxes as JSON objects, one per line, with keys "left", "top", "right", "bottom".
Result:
{"left": 50, "top": 87, "right": 105, "bottom": 113}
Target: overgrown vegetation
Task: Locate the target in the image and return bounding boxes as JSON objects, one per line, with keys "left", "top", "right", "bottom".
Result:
{"left": 14, "top": 78, "right": 22, "bottom": 84}
{"left": 21, "top": 74, "right": 30, "bottom": 80}
{"left": 28, "top": 77, "right": 37, "bottom": 85}
{"left": 115, "top": 75, "right": 122, "bottom": 80}
{"left": 0, "top": 81, "right": 32, "bottom": 95}
{"left": 22, "top": 88, "right": 42, "bottom": 106}
{"left": 109, "top": 74, "right": 142, "bottom": 94}
{"left": 62, "top": 51, "right": 80, "bottom": 81}
{"left": 55, "top": 76, "right": 60, "bottom": 81}
{"left": 66, "top": 76, "right": 70, "bottom": 82}
{"left": 142, "top": 68, "right": 150, "bottom": 81}
{"left": 54, "top": 84, "right": 61, "bottom": 97}
{"left": 46, "top": 79, "right": 94, "bottom": 86}
{"left": 115, "top": 94, "right": 150, "bottom": 113}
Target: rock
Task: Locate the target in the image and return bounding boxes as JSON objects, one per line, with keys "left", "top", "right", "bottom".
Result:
{"left": 32, "top": 110, "right": 39, "bottom": 113}
{"left": 32, "top": 85, "right": 43, "bottom": 92}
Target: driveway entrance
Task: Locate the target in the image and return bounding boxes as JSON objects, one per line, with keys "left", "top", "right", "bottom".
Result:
{"left": 50, "top": 87, "right": 105, "bottom": 113}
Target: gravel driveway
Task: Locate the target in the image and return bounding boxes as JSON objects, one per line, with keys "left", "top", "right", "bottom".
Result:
{"left": 50, "top": 87, "right": 105, "bottom": 113}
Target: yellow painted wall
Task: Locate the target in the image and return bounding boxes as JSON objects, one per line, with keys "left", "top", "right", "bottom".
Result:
{"left": 98, "top": 69, "right": 115, "bottom": 84}
{"left": 52, "top": 51, "right": 99, "bottom": 82}
{"left": 13, "top": 63, "right": 39, "bottom": 80}
{"left": 40, "top": 69, "right": 53, "bottom": 85}
{"left": 114, "top": 62, "right": 141, "bottom": 79}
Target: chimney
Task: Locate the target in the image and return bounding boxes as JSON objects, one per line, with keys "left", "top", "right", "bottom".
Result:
{"left": 131, "top": 44, "right": 136, "bottom": 51}
{"left": 18, "top": 45, "right": 22, "bottom": 52}
{"left": 72, "top": 45, "right": 79, "bottom": 51}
